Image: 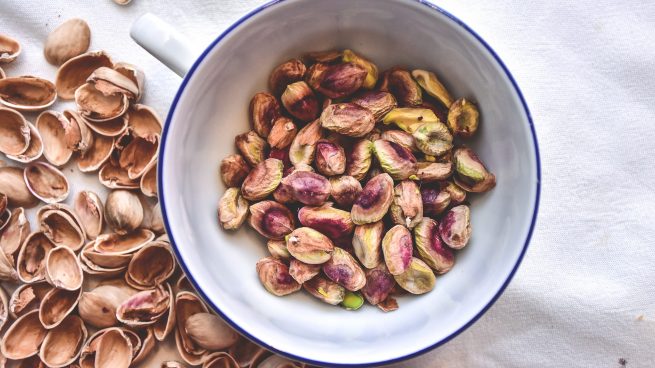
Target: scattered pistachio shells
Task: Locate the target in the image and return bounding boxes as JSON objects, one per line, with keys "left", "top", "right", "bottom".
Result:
{"left": 93, "top": 228, "right": 155, "bottom": 255}
{"left": 94, "top": 328, "right": 133, "bottom": 368}
{"left": 38, "top": 315, "right": 87, "bottom": 368}
{"left": 0, "top": 106, "right": 31, "bottom": 156}
{"left": 6, "top": 121, "right": 44, "bottom": 163}
{"left": 0, "top": 76, "right": 57, "bottom": 111}
{"left": 44, "top": 18, "right": 91, "bottom": 65}
{"left": 0, "top": 34, "right": 21, "bottom": 63}
{"left": 24, "top": 161, "right": 70, "bottom": 203}
{"left": 88, "top": 66, "right": 139, "bottom": 100}
{"left": 98, "top": 161, "right": 140, "bottom": 189}
{"left": 0, "top": 310, "right": 47, "bottom": 360}
{"left": 56, "top": 51, "right": 113, "bottom": 99}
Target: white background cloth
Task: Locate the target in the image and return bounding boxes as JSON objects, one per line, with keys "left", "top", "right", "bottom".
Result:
{"left": 2, "top": 0, "right": 654, "bottom": 367}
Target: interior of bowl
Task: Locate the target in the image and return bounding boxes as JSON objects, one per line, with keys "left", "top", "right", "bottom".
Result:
{"left": 160, "top": 0, "right": 539, "bottom": 365}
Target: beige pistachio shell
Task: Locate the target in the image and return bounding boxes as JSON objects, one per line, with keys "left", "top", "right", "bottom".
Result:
{"left": 38, "top": 287, "right": 81, "bottom": 329}
{"left": 0, "top": 106, "right": 31, "bottom": 156}
{"left": 93, "top": 228, "right": 155, "bottom": 255}
{"left": 0, "top": 66, "right": 4, "bottom": 79}
{"left": 78, "top": 283, "right": 135, "bottom": 328}
{"left": 125, "top": 241, "right": 176, "bottom": 290}
{"left": 257, "top": 355, "right": 300, "bottom": 368}
{"left": 128, "top": 104, "right": 162, "bottom": 139}
{"left": 115, "top": 283, "right": 171, "bottom": 326}
{"left": 153, "top": 285, "right": 176, "bottom": 341}
{"left": 62, "top": 109, "right": 94, "bottom": 152}
{"left": 132, "top": 327, "right": 156, "bottom": 366}
{"left": 0, "top": 244, "right": 18, "bottom": 281}
{"left": 175, "top": 291, "right": 209, "bottom": 366}
{"left": 83, "top": 113, "right": 128, "bottom": 137}
{"left": 44, "top": 246, "right": 83, "bottom": 290}
{"left": 229, "top": 337, "right": 269, "bottom": 368}
{"left": 0, "top": 167, "right": 38, "bottom": 207}
{"left": 8, "top": 282, "right": 51, "bottom": 319}
{"left": 94, "top": 328, "right": 133, "bottom": 368}
{"left": 184, "top": 312, "right": 239, "bottom": 351}
{"left": 74, "top": 190, "right": 104, "bottom": 239}
{"left": 44, "top": 18, "right": 91, "bottom": 65}
{"left": 0, "top": 76, "right": 57, "bottom": 111}
{"left": 0, "top": 310, "right": 47, "bottom": 360}
{"left": 0, "top": 207, "right": 30, "bottom": 264}
{"left": 6, "top": 121, "right": 43, "bottom": 163}
{"left": 140, "top": 160, "right": 157, "bottom": 197}
{"left": 98, "top": 161, "right": 140, "bottom": 189}
{"left": 118, "top": 134, "right": 159, "bottom": 180}
{"left": 140, "top": 198, "right": 164, "bottom": 234}
{"left": 16, "top": 231, "right": 55, "bottom": 283}
{"left": 38, "top": 209, "right": 85, "bottom": 251}
{"left": 104, "top": 189, "right": 144, "bottom": 234}
{"left": 24, "top": 162, "right": 70, "bottom": 203}
{"left": 0, "top": 286, "right": 7, "bottom": 330}
{"left": 55, "top": 51, "right": 113, "bottom": 99}
{"left": 202, "top": 352, "right": 240, "bottom": 368}
{"left": 0, "top": 34, "right": 21, "bottom": 63}
{"left": 176, "top": 274, "right": 193, "bottom": 292}
{"left": 114, "top": 62, "right": 145, "bottom": 101}
{"left": 16, "top": 355, "right": 46, "bottom": 368}
{"left": 75, "top": 82, "right": 129, "bottom": 122}
{"left": 36, "top": 110, "right": 77, "bottom": 166}
{"left": 78, "top": 134, "right": 114, "bottom": 172}
{"left": 88, "top": 66, "right": 139, "bottom": 100}
{"left": 38, "top": 315, "right": 87, "bottom": 368}
{"left": 81, "top": 240, "right": 130, "bottom": 268}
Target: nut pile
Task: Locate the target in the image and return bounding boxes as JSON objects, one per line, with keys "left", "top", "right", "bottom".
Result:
{"left": 1, "top": 22, "right": 308, "bottom": 368}
{"left": 218, "top": 49, "right": 496, "bottom": 311}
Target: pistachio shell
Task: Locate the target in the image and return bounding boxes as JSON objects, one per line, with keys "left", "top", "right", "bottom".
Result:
{"left": 78, "top": 284, "right": 135, "bottom": 328}
{"left": 248, "top": 200, "right": 295, "bottom": 240}
{"left": 98, "top": 161, "right": 140, "bottom": 189}
{"left": 0, "top": 286, "right": 7, "bottom": 330}
{"left": 93, "top": 228, "right": 155, "bottom": 255}
{"left": 0, "top": 34, "right": 21, "bottom": 63}
{"left": 352, "top": 221, "right": 384, "bottom": 269}
{"left": 289, "top": 118, "right": 323, "bottom": 166}
{"left": 0, "top": 106, "right": 31, "bottom": 155}
{"left": 38, "top": 315, "right": 87, "bottom": 368}
{"left": 229, "top": 337, "right": 270, "bottom": 368}
{"left": 0, "top": 207, "right": 30, "bottom": 264}
{"left": 104, "top": 189, "right": 143, "bottom": 234}
{"left": 286, "top": 227, "right": 334, "bottom": 264}
{"left": 5, "top": 121, "right": 43, "bottom": 163}
{"left": 79, "top": 241, "right": 129, "bottom": 276}
{"left": 203, "top": 352, "right": 240, "bottom": 368}
{"left": 8, "top": 282, "right": 50, "bottom": 319}
{"left": 411, "top": 70, "right": 453, "bottom": 107}
{"left": 94, "top": 328, "right": 133, "bottom": 368}
{"left": 322, "top": 247, "right": 366, "bottom": 291}
{"left": 218, "top": 188, "right": 249, "bottom": 230}
{"left": 38, "top": 208, "right": 85, "bottom": 251}
{"left": 45, "top": 246, "right": 83, "bottom": 290}
{"left": 87, "top": 66, "right": 139, "bottom": 100}
{"left": 74, "top": 190, "right": 104, "bottom": 239}
{"left": 185, "top": 312, "right": 239, "bottom": 351}
{"left": 0, "top": 66, "right": 4, "bottom": 78}
{"left": 34, "top": 110, "right": 74, "bottom": 166}
{"left": 83, "top": 113, "right": 128, "bottom": 137}
{"left": 393, "top": 257, "right": 436, "bottom": 294}
{"left": 39, "top": 287, "right": 81, "bottom": 329}
{"left": 126, "top": 241, "right": 176, "bottom": 290}
{"left": 16, "top": 231, "right": 55, "bottom": 283}
{"left": 44, "top": 19, "right": 91, "bottom": 65}
{"left": 414, "top": 218, "right": 455, "bottom": 274}
{"left": 0, "top": 310, "right": 47, "bottom": 360}
{"left": 175, "top": 292, "right": 209, "bottom": 366}
{"left": 118, "top": 134, "right": 159, "bottom": 180}
{"left": 75, "top": 82, "right": 129, "bottom": 122}
{"left": 0, "top": 166, "right": 39, "bottom": 207}
{"left": 56, "top": 51, "right": 113, "bottom": 99}
{"left": 0, "top": 76, "right": 57, "bottom": 111}
{"left": 116, "top": 284, "right": 171, "bottom": 326}
{"left": 390, "top": 180, "right": 423, "bottom": 229}
{"left": 78, "top": 134, "right": 114, "bottom": 172}
{"left": 140, "top": 160, "right": 157, "bottom": 197}
{"left": 382, "top": 107, "right": 441, "bottom": 133}
{"left": 381, "top": 225, "right": 413, "bottom": 275}
{"left": 24, "top": 162, "right": 69, "bottom": 203}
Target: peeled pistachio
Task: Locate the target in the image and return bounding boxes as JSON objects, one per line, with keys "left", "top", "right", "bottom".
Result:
{"left": 269, "top": 58, "right": 306, "bottom": 96}
{"left": 105, "top": 190, "right": 143, "bottom": 234}
{"left": 0, "top": 76, "right": 57, "bottom": 111}
{"left": 307, "top": 62, "right": 367, "bottom": 99}
{"left": 0, "top": 34, "right": 21, "bottom": 63}
{"left": 411, "top": 70, "right": 453, "bottom": 108}
{"left": 414, "top": 218, "right": 454, "bottom": 274}
{"left": 361, "top": 264, "right": 396, "bottom": 305}
{"left": 217, "top": 188, "right": 248, "bottom": 230}
{"left": 341, "top": 291, "right": 364, "bottom": 310}
{"left": 412, "top": 122, "right": 453, "bottom": 156}
{"left": 184, "top": 312, "right": 239, "bottom": 351}
{"left": 448, "top": 98, "right": 480, "bottom": 138}
{"left": 373, "top": 139, "right": 418, "bottom": 180}
{"left": 345, "top": 139, "right": 373, "bottom": 181}
{"left": 351, "top": 173, "right": 394, "bottom": 225}
{"left": 386, "top": 68, "right": 422, "bottom": 106}
{"left": 421, "top": 186, "right": 451, "bottom": 216}
{"left": 286, "top": 227, "right": 334, "bottom": 264}
{"left": 382, "top": 107, "right": 440, "bottom": 133}
{"left": 329, "top": 175, "right": 362, "bottom": 209}
{"left": 382, "top": 225, "right": 413, "bottom": 275}
{"left": 281, "top": 81, "right": 319, "bottom": 122}
{"left": 248, "top": 200, "right": 295, "bottom": 240}
{"left": 453, "top": 146, "right": 496, "bottom": 192}
{"left": 393, "top": 257, "right": 436, "bottom": 294}
{"left": 267, "top": 117, "right": 297, "bottom": 149}
{"left": 322, "top": 247, "right": 366, "bottom": 291}
{"left": 417, "top": 162, "right": 452, "bottom": 182}
{"left": 267, "top": 239, "right": 291, "bottom": 260}
{"left": 390, "top": 180, "right": 423, "bottom": 229}
{"left": 352, "top": 220, "right": 384, "bottom": 269}
{"left": 381, "top": 130, "right": 417, "bottom": 152}
{"left": 442, "top": 181, "right": 467, "bottom": 204}
{"left": 55, "top": 51, "right": 113, "bottom": 100}
{"left": 320, "top": 102, "right": 375, "bottom": 137}
{"left": 288, "top": 259, "right": 321, "bottom": 284}
{"left": 342, "top": 49, "right": 378, "bottom": 89}
{"left": 279, "top": 170, "right": 331, "bottom": 206}
{"left": 439, "top": 205, "right": 472, "bottom": 250}
{"left": 235, "top": 131, "right": 267, "bottom": 167}
{"left": 250, "top": 92, "right": 281, "bottom": 137}
{"left": 288, "top": 118, "right": 322, "bottom": 166}
{"left": 303, "top": 50, "right": 343, "bottom": 64}
{"left": 0, "top": 207, "right": 30, "bottom": 264}
{"left": 298, "top": 202, "right": 354, "bottom": 241}
{"left": 303, "top": 275, "right": 345, "bottom": 305}
{"left": 219, "top": 154, "right": 250, "bottom": 187}
{"left": 240, "top": 158, "right": 283, "bottom": 201}
{"left": 314, "top": 139, "right": 346, "bottom": 176}
{"left": 256, "top": 257, "right": 301, "bottom": 296}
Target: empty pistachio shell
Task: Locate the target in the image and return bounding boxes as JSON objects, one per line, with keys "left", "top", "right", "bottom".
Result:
{"left": 361, "top": 264, "right": 396, "bottom": 305}
{"left": 78, "top": 134, "right": 114, "bottom": 172}
{"left": 390, "top": 180, "right": 423, "bottom": 229}
{"left": 0, "top": 310, "right": 47, "bottom": 360}
{"left": 16, "top": 231, "right": 55, "bottom": 283}
{"left": 45, "top": 246, "right": 83, "bottom": 290}
{"left": 421, "top": 186, "right": 451, "bottom": 216}
{"left": 39, "top": 288, "right": 81, "bottom": 329}
{"left": 288, "top": 259, "right": 321, "bottom": 284}
{"left": 75, "top": 82, "right": 128, "bottom": 122}
{"left": 34, "top": 110, "right": 78, "bottom": 166}
{"left": 308, "top": 62, "right": 367, "bottom": 99}
{"left": 342, "top": 49, "right": 378, "bottom": 89}
{"left": 281, "top": 81, "right": 319, "bottom": 122}
{"left": 442, "top": 181, "right": 467, "bottom": 204}
{"left": 174, "top": 292, "right": 208, "bottom": 365}
{"left": 256, "top": 257, "right": 301, "bottom": 296}
{"left": 320, "top": 102, "right": 375, "bottom": 137}
{"left": 240, "top": 158, "right": 283, "bottom": 201}
{"left": 184, "top": 312, "right": 239, "bottom": 351}
{"left": 23, "top": 162, "right": 69, "bottom": 203}
{"left": 220, "top": 154, "right": 250, "bottom": 188}
{"left": 94, "top": 328, "right": 133, "bottom": 368}
{"left": 0, "top": 207, "right": 30, "bottom": 263}
{"left": 411, "top": 69, "right": 453, "bottom": 108}
{"left": 448, "top": 98, "right": 479, "bottom": 138}
{"left": 382, "top": 107, "right": 440, "bottom": 133}
{"left": 127, "top": 104, "right": 162, "bottom": 139}
{"left": 38, "top": 314, "right": 87, "bottom": 368}
{"left": 414, "top": 218, "right": 454, "bottom": 274}
{"left": 380, "top": 129, "right": 417, "bottom": 152}
{"left": 9, "top": 282, "right": 50, "bottom": 319}
{"left": 218, "top": 188, "right": 248, "bottom": 230}
{"left": 98, "top": 161, "right": 140, "bottom": 189}
{"left": 289, "top": 118, "right": 322, "bottom": 166}
{"left": 352, "top": 220, "right": 384, "bottom": 269}
{"left": 104, "top": 190, "right": 143, "bottom": 234}
{"left": 0, "top": 286, "right": 7, "bottom": 329}
{"left": 116, "top": 284, "right": 170, "bottom": 326}
{"left": 373, "top": 139, "right": 417, "bottom": 181}
{"left": 0, "top": 67, "right": 4, "bottom": 78}
{"left": 56, "top": 51, "right": 113, "bottom": 100}
{"left": 93, "top": 228, "right": 155, "bottom": 255}
{"left": 303, "top": 275, "right": 345, "bottom": 305}
{"left": 439, "top": 205, "right": 472, "bottom": 249}
{"left": 267, "top": 117, "right": 297, "bottom": 149}
{"left": 6, "top": 121, "right": 43, "bottom": 163}
{"left": 78, "top": 284, "right": 135, "bottom": 328}
{"left": 0, "top": 107, "right": 31, "bottom": 156}
{"left": 393, "top": 257, "right": 436, "bottom": 294}
{"left": 248, "top": 200, "right": 295, "bottom": 240}
{"left": 38, "top": 205, "right": 86, "bottom": 251}
{"left": 345, "top": 139, "right": 373, "bottom": 181}
{"left": 0, "top": 76, "right": 57, "bottom": 111}
{"left": 267, "top": 239, "right": 291, "bottom": 260}
{"left": 126, "top": 241, "right": 176, "bottom": 290}
{"left": 250, "top": 92, "right": 281, "bottom": 137}
{"left": 235, "top": 130, "right": 267, "bottom": 167}
{"left": 416, "top": 161, "right": 452, "bottom": 182}
{"left": 82, "top": 112, "right": 128, "bottom": 138}
{"left": 0, "top": 34, "right": 21, "bottom": 63}
{"left": 329, "top": 175, "right": 362, "bottom": 209}
{"left": 117, "top": 134, "right": 159, "bottom": 180}
{"left": 412, "top": 122, "right": 453, "bottom": 156}
{"left": 298, "top": 202, "right": 354, "bottom": 241}
{"left": 269, "top": 58, "right": 307, "bottom": 96}
{"left": 314, "top": 139, "right": 346, "bottom": 176}
{"left": 87, "top": 66, "right": 139, "bottom": 101}
{"left": 74, "top": 190, "right": 103, "bottom": 239}
{"left": 382, "top": 225, "right": 413, "bottom": 275}
{"left": 322, "top": 247, "right": 366, "bottom": 291}
{"left": 115, "top": 63, "right": 146, "bottom": 102}
{"left": 279, "top": 170, "right": 331, "bottom": 206}
{"left": 286, "top": 227, "right": 334, "bottom": 264}
{"left": 351, "top": 173, "right": 394, "bottom": 225}
{"left": 453, "top": 146, "right": 496, "bottom": 192}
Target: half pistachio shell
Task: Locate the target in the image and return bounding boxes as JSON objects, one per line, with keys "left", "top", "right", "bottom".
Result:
{"left": 0, "top": 106, "right": 31, "bottom": 156}
{"left": 175, "top": 291, "right": 209, "bottom": 366}
{"left": 114, "top": 62, "right": 146, "bottom": 101}
{"left": 35, "top": 110, "right": 75, "bottom": 166}
{"left": 78, "top": 283, "right": 136, "bottom": 328}
{"left": 0, "top": 76, "right": 57, "bottom": 111}
{"left": 8, "top": 282, "right": 50, "bottom": 319}
{"left": 98, "top": 161, "right": 140, "bottom": 189}
{"left": 0, "top": 286, "right": 7, "bottom": 330}
{"left": 118, "top": 134, "right": 159, "bottom": 180}
{"left": 94, "top": 328, "right": 134, "bottom": 368}
{"left": 0, "top": 34, "right": 21, "bottom": 63}
{"left": 140, "top": 160, "right": 157, "bottom": 197}
{"left": 24, "top": 162, "right": 69, "bottom": 203}
{"left": 0, "top": 310, "right": 47, "bottom": 360}
{"left": 44, "top": 246, "right": 83, "bottom": 290}
{"left": 38, "top": 208, "right": 86, "bottom": 251}
{"left": 0, "top": 207, "right": 30, "bottom": 264}
{"left": 116, "top": 283, "right": 171, "bottom": 327}
{"left": 75, "top": 82, "right": 129, "bottom": 122}
{"left": 93, "top": 228, "right": 155, "bottom": 255}
{"left": 16, "top": 231, "right": 55, "bottom": 283}
{"left": 6, "top": 121, "right": 43, "bottom": 163}
{"left": 39, "top": 315, "right": 87, "bottom": 368}
{"left": 228, "top": 337, "right": 270, "bottom": 368}
{"left": 83, "top": 114, "right": 128, "bottom": 137}
{"left": 87, "top": 66, "right": 139, "bottom": 100}
{"left": 39, "top": 287, "right": 81, "bottom": 329}
{"left": 56, "top": 51, "right": 113, "bottom": 100}
{"left": 74, "top": 190, "right": 104, "bottom": 239}
{"left": 78, "top": 134, "right": 114, "bottom": 172}
{"left": 125, "top": 241, "right": 176, "bottom": 290}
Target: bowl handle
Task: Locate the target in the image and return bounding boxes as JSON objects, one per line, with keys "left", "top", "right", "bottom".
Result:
{"left": 130, "top": 13, "right": 201, "bottom": 77}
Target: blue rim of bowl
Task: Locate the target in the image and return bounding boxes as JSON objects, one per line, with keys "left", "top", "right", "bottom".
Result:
{"left": 158, "top": 0, "right": 541, "bottom": 366}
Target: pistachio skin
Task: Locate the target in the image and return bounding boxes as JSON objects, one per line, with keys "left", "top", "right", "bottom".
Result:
{"left": 269, "top": 58, "right": 307, "bottom": 96}
{"left": 342, "top": 49, "right": 378, "bottom": 89}
{"left": 256, "top": 257, "right": 301, "bottom": 296}
{"left": 322, "top": 247, "right": 366, "bottom": 291}
{"left": 351, "top": 173, "right": 394, "bottom": 225}
{"left": 308, "top": 62, "right": 367, "bottom": 99}
{"left": 248, "top": 200, "right": 295, "bottom": 240}
{"left": 447, "top": 98, "right": 479, "bottom": 138}
{"left": 320, "top": 103, "right": 376, "bottom": 138}
{"left": 286, "top": 227, "right": 334, "bottom": 264}
{"left": 314, "top": 139, "right": 346, "bottom": 176}
{"left": 217, "top": 188, "right": 249, "bottom": 230}
{"left": 387, "top": 68, "right": 422, "bottom": 106}
{"left": 352, "top": 220, "right": 384, "bottom": 269}
{"left": 281, "top": 81, "right": 319, "bottom": 122}
{"left": 280, "top": 170, "right": 331, "bottom": 206}
{"left": 411, "top": 69, "right": 454, "bottom": 108}
{"left": 289, "top": 119, "right": 323, "bottom": 166}
{"left": 361, "top": 263, "right": 396, "bottom": 305}
{"left": 421, "top": 186, "right": 451, "bottom": 216}
{"left": 329, "top": 175, "right": 362, "bottom": 209}
{"left": 249, "top": 92, "right": 281, "bottom": 137}
{"left": 267, "top": 117, "right": 297, "bottom": 149}
{"left": 372, "top": 139, "right": 418, "bottom": 181}
{"left": 390, "top": 180, "right": 423, "bottom": 229}
{"left": 235, "top": 131, "right": 267, "bottom": 167}
{"left": 453, "top": 147, "right": 496, "bottom": 193}
{"left": 345, "top": 139, "right": 373, "bottom": 181}
{"left": 298, "top": 203, "right": 354, "bottom": 241}
{"left": 438, "top": 205, "right": 472, "bottom": 250}
{"left": 240, "top": 158, "right": 283, "bottom": 201}
{"left": 220, "top": 154, "right": 250, "bottom": 187}
{"left": 381, "top": 225, "right": 413, "bottom": 275}
{"left": 416, "top": 161, "right": 453, "bottom": 182}
{"left": 414, "top": 218, "right": 454, "bottom": 274}
{"left": 351, "top": 91, "right": 397, "bottom": 122}
{"left": 303, "top": 275, "right": 345, "bottom": 305}
{"left": 393, "top": 257, "right": 436, "bottom": 294}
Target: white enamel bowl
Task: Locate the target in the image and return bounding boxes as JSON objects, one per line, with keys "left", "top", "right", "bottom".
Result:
{"left": 132, "top": 0, "right": 540, "bottom": 366}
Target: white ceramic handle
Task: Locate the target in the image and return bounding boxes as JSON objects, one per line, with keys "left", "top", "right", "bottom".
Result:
{"left": 130, "top": 13, "right": 200, "bottom": 77}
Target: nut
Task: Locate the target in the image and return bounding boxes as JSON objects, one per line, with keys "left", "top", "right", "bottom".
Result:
{"left": 453, "top": 146, "right": 496, "bottom": 192}
{"left": 267, "top": 239, "right": 291, "bottom": 260}
{"left": 393, "top": 257, "right": 436, "bottom": 294}
{"left": 267, "top": 117, "right": 297, "bottom": 149}
{"left": 235, "top": 131, "right": 267, "bottom": 167}
{"left": 249, "top": 92, "right": 281, "bottom": 137}
{"left": 341, "top": 291, "right": 364, "bottom": 311}
{"left": 382, "top": 107, "right": 441, "bottom": 133}
{"left": 322, "top": 247, "right": 366, "bottom": 291}
{"left": 220, "top": 154, "right": 251, "bottom": 187}
{"left": 441, "top": 181, "right": 467, "bottom": 204}
{"left": 447, "top": 98, "right": 479, "bottom": 138}
{"left": 279, "top": 170, "right": 331, "bottom": 206}
{"left": 381, "top": 225, "right": 413, "bottom": 275}
{"left": 281, "top": 81, "right": 319, "bottom": 122}
{"left": 421, "top": 186, "right": 451, "bottom": 216}
{"left": 438, "top": 205, "right": 471, "bottom": 249}
{"left": 269, "top": 58, "right": 307, "bottom": 96}
{"left": 361, "top": 264, "right": 396, "bottom": 305}
{"left": 302, "top": 50, "right": 343, "bottom": 64}
{"left": 248, "top": 200, "right": 295, "bottom": 240}
{"left": 386, "top": 68, "right": 422, "bottom": 106}
{"left": 314, "top": 139, "right": 346, "bottom": 176}
{"left": 286, "top": 227, "right": 334, "bottom": 264}
{"left": 303, "top": 275, "right": 345, "bottom": 305}
{"left": 345, "top": 139, "right": 373, "bottom": 181}
{"left": 351, "top": 173, "right": 394, "bottom": 225}
{"left": 411, "top": 69, "right": 453, "bottom": 108}
{"left": 256, "top": 257, "right": 301, "bottom": 296}
{"left": 372, "top": 139, "right": 418, "bottom": 180}
{"left": 288, "top": 259, "right": 321, "bottom": 284}
{"left": 412, "top": 122, "right": 453, "bottom": 156}
{"left": 328, "top": 175, "right": 362, "bottom": 209}
{"left": 352, "top": 220, "right": 384, "bottom": 269}
{"left": 320, "top": 103, "right": 375, "bottom": 137}
{"left": 298, "top": 202, "right": 354, "bottom": 242}
{"left": 342, "top": 49, "right": 378, "bottom": 89}
{"left": 268, "top": 147, "right": 291, "bottom": 174}
{"left": 289, "top": 118, "right": 322, "bottom": 166}
{"left": 416, "top": 161, "right": 452, "bottom": 182}
{"left": 351, "top": 91, "right": 397, "bottom": 122}
{"left": 240, "top": 158, "right": 283, "bottom": 201}
{"left": 217, "top": 188, "right": 248, "bottom": 230}
{"left": 414, "top": 218, "right": 454, "bottom": 274}
{"left": 380, "top": 130, "right": 417, "bottom": 152}
{"left": 44, "top": 18, "right": 91, "bottom": 65}
{"left": 390, "top": 180, "right": 423, "bottom": 229}
{"left": 307, "top": 62, "right": 367, "bottom": 99}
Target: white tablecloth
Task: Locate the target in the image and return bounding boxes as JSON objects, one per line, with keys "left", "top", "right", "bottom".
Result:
{"left": 1, "top": 0, "right": 654, "bottom": 367}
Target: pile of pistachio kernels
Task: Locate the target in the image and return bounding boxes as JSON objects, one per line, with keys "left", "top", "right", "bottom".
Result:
{"left": 218, "top": 49, "right": 496, "bottom": 312}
